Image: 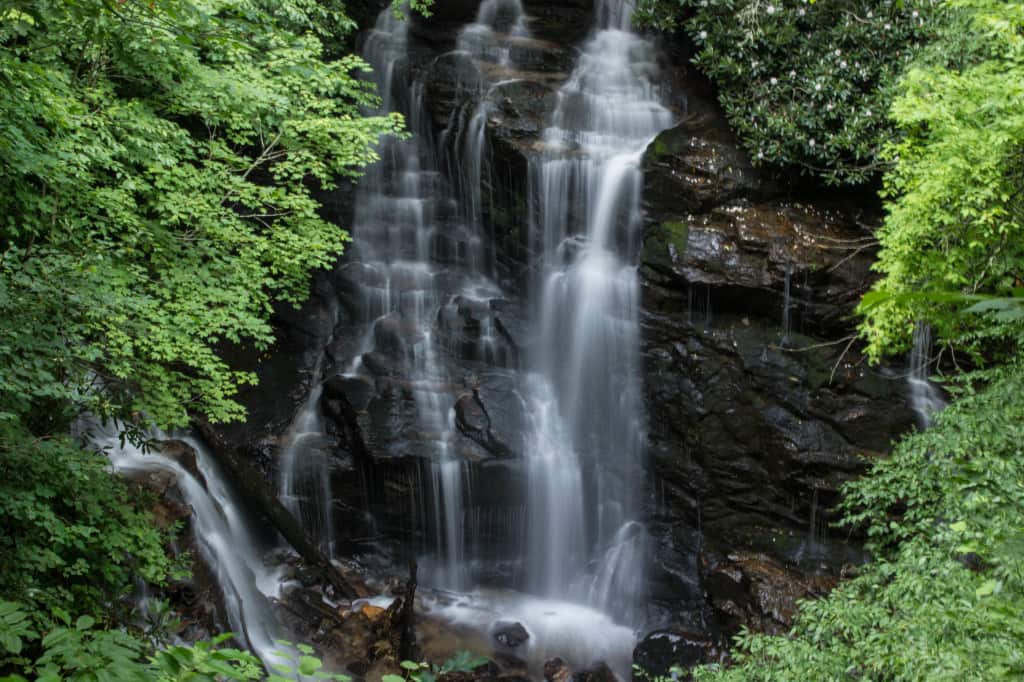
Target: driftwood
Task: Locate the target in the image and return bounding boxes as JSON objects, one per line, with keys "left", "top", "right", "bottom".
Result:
{"left": 193, "top": 419, "right": 358, "bottom": 600}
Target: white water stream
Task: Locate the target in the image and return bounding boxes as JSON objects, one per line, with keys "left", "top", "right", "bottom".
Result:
{"left": 90, "top": 422, "right": 286, "bottom": 668}
{"left": 524, "top": 0, "right": 673, "bottom": 625}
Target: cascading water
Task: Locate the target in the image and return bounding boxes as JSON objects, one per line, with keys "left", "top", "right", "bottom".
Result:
{"left": 524, "top": 0, "right": 673, "bottom": 624}
{"left": 343, "top": 4, "right": 529, "bottom": 590}
{"left": 91, "top": 423, "right": 285, "bottom": 667}
{"left": 257, "top": 0, "right": 673, "bottom": 673}
{"left": 909, "top": 322, "right": 947, "bottom": 428}
{"left": 278, "top": 359, "right": 337, "bottom": 559}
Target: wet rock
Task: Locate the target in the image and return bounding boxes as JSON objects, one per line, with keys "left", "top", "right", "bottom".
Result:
{"left": 543, "top": 658, "right": 572, "bottom": 682}
{"left": 633, "top": 629, "right": 718, "bottom": 678}
{"left": 574, "top": 662, "right": 618, "bottom": 682}
{"left": 156, "top": 440, "right": 202, "bottom": 480}
{"left": 374, "top": 313, "right": 424, "bottom": 359}
{"left": 438, "top": 296, "right": 520, "bottom": 367}
{"left": 702, "top": 551, "right": 840, "bottom": 635}
{"left": 642, "top": 316, "right": 909, "bottom": 570}
{"left": 424, "top": 52, "right": 485, "bottom": 126}
{"left": 639, "top": 93, "right": 912, "bottom": 638}
{"left": 454, "top": 391, "right": 517, "bottom": 460}
{"left": 409, "top": 0, "right": 481, "bottom": 51}
{"left": 641, "top": 112, "right": 768, "bottom": 216}
{"left": 492, "top": 621, "right": 530, "bottom": 648}
{"left": 522, "top": 0, "right": 595, "bottom": 45}
{"left": 362, "top": 351, "right": 403, "bottom": 378}
{"left": 641, "top": 201, "right": 877, "bottom": 336}
{"left": 504, "top": 38, "right": 577, "bottom": 74}
{"left": 324, "top": 374, "right": 377, "bottom": 413}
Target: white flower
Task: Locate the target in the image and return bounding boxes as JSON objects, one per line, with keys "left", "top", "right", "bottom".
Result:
{"left": 840, "top": 60, "right": 848, "bottom": 68}
{"left": 699, "top": 30, "right": 708, "bottom": 39}
{"left": 867, "top": 10, "right": 873, "bottom": 18}
{"left": 766, "top": 5, "right": 776, "bottom": 14}
{"left": 770, "top": 77, "right": 778, "bottom": 85}
{"left": 865, "top": 109, "right": 872, "bottom": 117}
{"left": 798, "top": 7, "right": 805, "bottom": 16}
{"left": 884, "top": 22, "right": 891, "bottom": 30}
{"left": 789, "top": 70, "right": 797, "bottom": 78}
{"left": 912, "top": 10, "right": 919, "bottom": 18}
{"left": 809, "top": 139, "right": 816, "bottom": 147}
{"left": 826, "top": 103, "right": 833, "bottom": 111}
{"left": 757, "top": 151, "right": 765, "bottom": 159}
{"left": 834, "top": 48, "right": 842, "bottom": 56}
{"left": 815, "top": 82, "right": 822, "bottom": 91}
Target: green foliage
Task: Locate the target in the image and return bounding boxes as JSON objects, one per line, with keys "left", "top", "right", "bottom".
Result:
{"left": 0, "top": 0, "right": 405, "bottom": 432}
{"left": 695, "top": 364, "right": 1024, "bottom": 680}
{"left": 633, "top": 663, "right": 685, "bottom": 682}
{"left": 151, "top": 636, "right": 264, "bottom": 681}
{"left": 386, "top": 652, "right": 491, "bottom": 682}
{"left": 859, "top": 0, "right": 1024, "bottom": 360}
{"left": 0, "top": 605, "right": 346, "bottom": 682}
{"left": 0, "top": 602, "right": 34, "bottom": 662}
{"left": 264, "top": 641, "right": 348, "bottom": 681}
{"left": 0, "top": 420, "right": 176, "bottom": 627}
{"left": 635, "top": 0, "right": 938, "bottom": 185}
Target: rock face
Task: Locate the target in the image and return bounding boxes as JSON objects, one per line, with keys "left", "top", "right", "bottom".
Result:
{"left": 638, "top": 94, "right": 915, "bottom": 640}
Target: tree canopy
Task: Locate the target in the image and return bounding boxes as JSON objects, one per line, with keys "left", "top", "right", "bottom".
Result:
{"left": 0, "top": 0, "right": 404, "bottom": 433}
{"left": 0, "top": 0, "right": 407, "bottom": 657}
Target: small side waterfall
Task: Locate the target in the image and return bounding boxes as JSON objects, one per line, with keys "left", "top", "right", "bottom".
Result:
{"left": 909, "top": 322, "right": 947, "bottom": 428}
{"left": 278, "top": 361, "right": 336, "bottom": 559}
{"left": 93, "top": 423, "right": 284, "bottom": 667}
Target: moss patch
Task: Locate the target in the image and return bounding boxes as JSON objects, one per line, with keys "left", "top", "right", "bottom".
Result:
{"left": 662, "top": 220, "right": 690, "bottom": 252}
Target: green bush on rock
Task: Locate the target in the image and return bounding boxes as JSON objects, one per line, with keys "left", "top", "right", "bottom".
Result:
{"left": 636, "top": 0, "right": 938, "bottom": 185}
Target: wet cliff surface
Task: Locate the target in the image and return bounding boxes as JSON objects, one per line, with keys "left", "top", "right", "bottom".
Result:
{"left": 156, "top": 1, "right": 918, "bottom": 678}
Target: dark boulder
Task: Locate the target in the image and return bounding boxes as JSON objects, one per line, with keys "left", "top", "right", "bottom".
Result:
{"left": 641, "top": 112, "right": 768, "bottom": 217}
{"left": 632, "top": 629, "right": 719, "bottom": 679}
{"left": 492, "top": 621, "right": 530, "bottom": 648}
{"left": 424, "top": 52, "right": 486, "bottom": 127}
{"left": 522, "top": 0, "right": 595, "bottom": 45}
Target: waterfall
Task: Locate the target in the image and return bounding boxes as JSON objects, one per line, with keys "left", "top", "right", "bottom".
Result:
{"left": 267, "top": 0, "right": 673, "bottom": 671}
{"left": 523, "top": 0, "right": 674, "bottom": 624}
{"left": 277, "top": 367, "right": 336, "bottom": 559}
{"left": 343, "top": 4, "right": 531, "bottom": 590}
{"left": 909, "top": 322, "right": 947, "bottom": 428}
{"left": 91, "top": 422, "right": 285, "bottom": 668}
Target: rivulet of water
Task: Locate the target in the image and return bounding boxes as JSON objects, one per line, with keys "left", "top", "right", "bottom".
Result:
{"left": 908, "top": 322, "right": 946, "bottom": 428}
{"left": 90, "top": 422, "right": 285, "bottom": 668}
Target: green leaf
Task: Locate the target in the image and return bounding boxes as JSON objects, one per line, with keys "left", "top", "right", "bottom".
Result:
{"left": 299, "top": 655, "right": 322, "bottom": 675}
{"left": 976, "top": 579, "right": 999, "bottom": 598}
